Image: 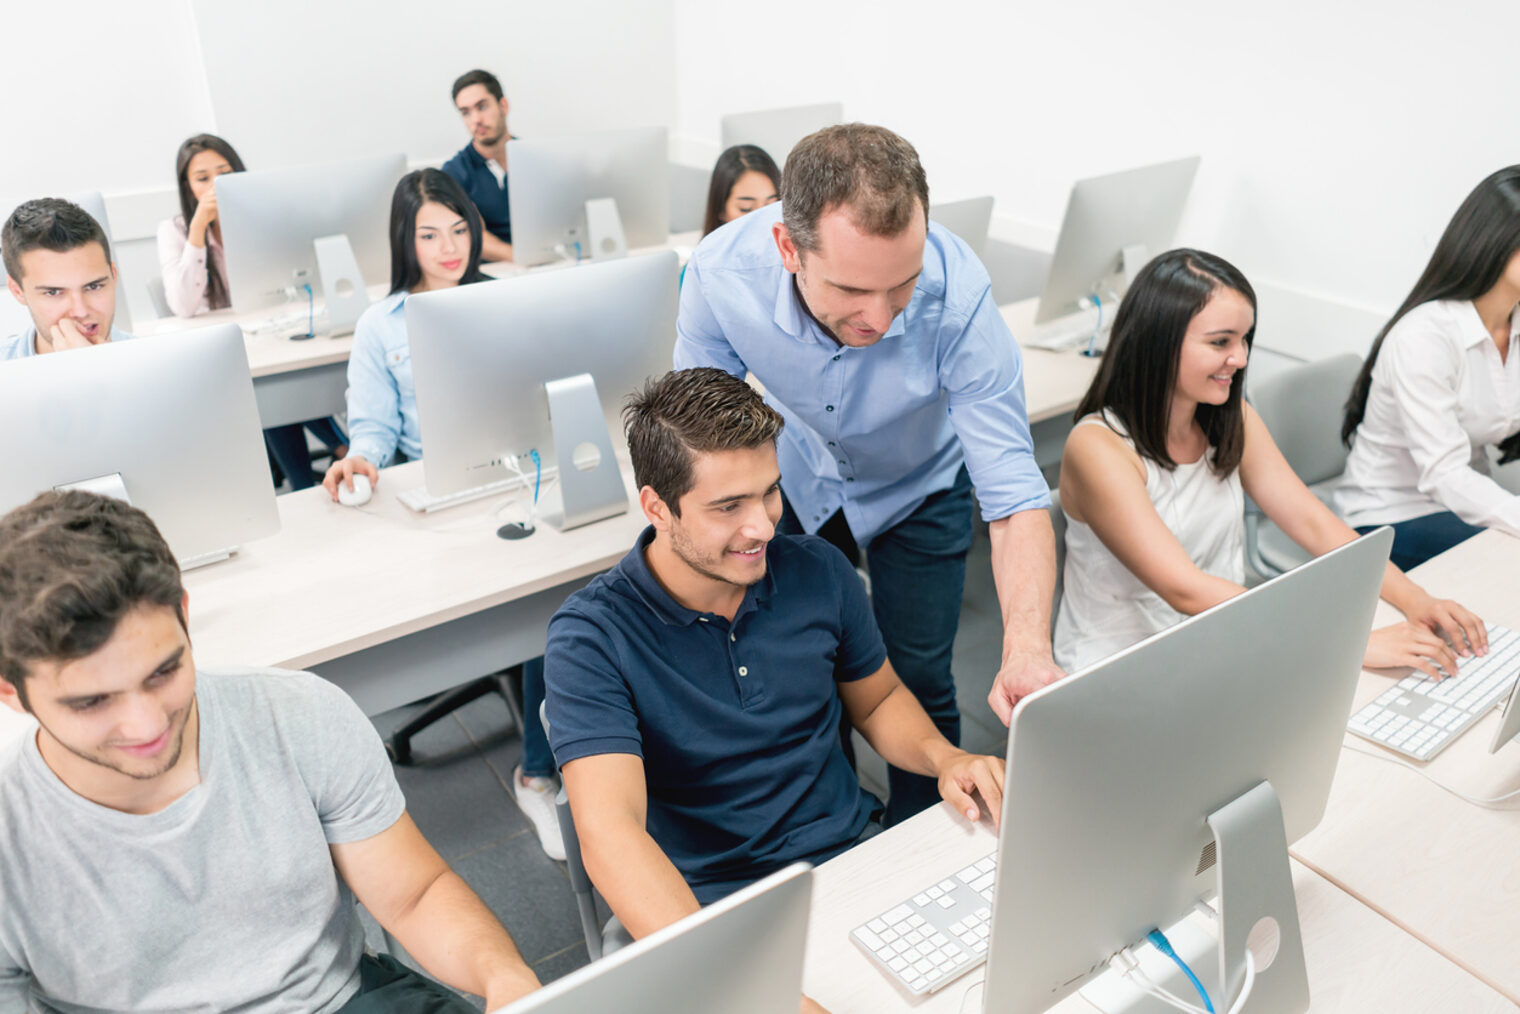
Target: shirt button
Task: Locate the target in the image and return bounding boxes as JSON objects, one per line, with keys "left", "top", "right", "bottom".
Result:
{"left": 738, "top": 666, "right": 749, "bottom": 677}
{"left": 847, "top": 477, "right": 855, "bottom": 482}
{"left": 827, "top": 441, "right": 836, "bottom": 447}
{"left": 825, "top": 405, "right": 835, "bottom": 412}
{"left": 832, "top": 354, "right": 841, "bottom": 362}
{"left": 730, "top": 632, "right": 736, "bottom": 642}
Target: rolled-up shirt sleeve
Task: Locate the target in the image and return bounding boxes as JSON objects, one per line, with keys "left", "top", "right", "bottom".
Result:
{"left": 1386, "top": 334, "right": 1520, "bottom": 537}
{"left": 674, "top": 255, "right": 749, "bottom": 378}
{"left": 938, "top": 284, "right": 1051, "bottom": 521}
{"left": 156, "top": 219, "right": 208, "bottom": 319}
{"left": 344, "top": 328, "right": 403, "bottom": 468}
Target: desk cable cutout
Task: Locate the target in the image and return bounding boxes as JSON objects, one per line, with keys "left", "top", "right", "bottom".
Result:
{"left": 1344, "top": 739, "right": 1520, "bottom": 808}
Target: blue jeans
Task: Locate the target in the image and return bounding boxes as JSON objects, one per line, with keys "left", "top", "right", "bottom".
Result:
{"left": 265, "top": 417, "right": 347, "bottom": 491}
{"left": 520, "top": 656, "right": 556, "bottom": 778}
{"left": 1356, "top": 511, "right": 1484, "bottom": 572}
{"left": 781, "top": 467, "right": 974, "bottom": 826}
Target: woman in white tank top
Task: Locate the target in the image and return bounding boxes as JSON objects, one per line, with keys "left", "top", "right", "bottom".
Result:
{"left": 1053, "top": 249, "right": 1487, "bottom": 678}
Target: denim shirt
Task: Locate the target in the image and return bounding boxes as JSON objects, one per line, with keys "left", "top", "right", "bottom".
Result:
{"left": 344, "top": 291, "right": 421, "bottom": 467}
{"left": 675, "top": 202, "right": 1048, "bottom": 543}
{"left": 1, "top": 326, "right": 133, "bottom": 361}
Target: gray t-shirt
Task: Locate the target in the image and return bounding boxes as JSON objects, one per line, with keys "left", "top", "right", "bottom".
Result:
{"left": 0, "top": 666, "right": 406, "bottom": 1013}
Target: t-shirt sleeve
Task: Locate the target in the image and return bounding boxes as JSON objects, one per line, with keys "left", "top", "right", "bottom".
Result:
{"left": 544, "top": 610, "right": 644, "bottom": 767}
{"left": 819, "top": 543, "right": 888, "bottom": 683}
{"left": 289, "top": 676, "right": 406, "bottom": 844}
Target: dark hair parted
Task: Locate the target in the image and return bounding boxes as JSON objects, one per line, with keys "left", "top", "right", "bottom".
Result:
{"left": 2, "top": 198, "right": 112, "bottom": 283}
{"left": 1074, "top": 248, "right": 1256, "bottom": 478}
{"left": 703, "top": 145, "right": 782, "bottom": 237}
{"left": 623, "top": 368, "right": 785, "bottom": 517}
{"left": 452, "top": 68, "right": 504, "bottom": 103}
{"left": 174, "top": 133, "right": 247, "bottom": 309}
{"left": 0, "top": 491, "right": 184, "bottom": 703}
{"left": 781, "top": 123, "right": 929, "bottom": 253}
{"left": 388, "top": 169, "right": 490, "bottom": 296}
{"left": 1343, "top": 165, "right": 1520, "bottom": 452}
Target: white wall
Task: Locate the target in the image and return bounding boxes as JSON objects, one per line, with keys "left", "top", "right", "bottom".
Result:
{"left": 671, "top": 0, "right": 1517, "bottom": 358}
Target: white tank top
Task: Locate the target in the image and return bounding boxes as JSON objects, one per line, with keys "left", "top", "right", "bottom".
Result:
{"left": 1053, "top": 413, "right": 1245, "bottom": 673}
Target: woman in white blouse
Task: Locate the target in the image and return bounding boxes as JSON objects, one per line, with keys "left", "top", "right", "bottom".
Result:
{"left": 1337, "top": 165, "right": 1520, "bottom": 569}
{"left": 157, "top": 134, "right": 242, "bottom": 317}
{"left": 1054, "top": 248, "right": 1485, "bottom": 678}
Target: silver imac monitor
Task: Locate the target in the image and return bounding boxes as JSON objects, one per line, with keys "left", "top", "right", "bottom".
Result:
{"left": 1035, "top": 156, "right": 1201, "bottom": 324}
{"left": 491, "top": 864, "right": 812, "bottom": 1014}
{"left": 215, "top": 152, "right": 405, "bottom": 313}
{"left": 929, "top": 195, "right": 995, "bottom": 259}
{"left": 405, "top": 250, "right": 679, "bottom": 526}
{"left": 507, "top": 128, "right": 670, "bottom": 266}
{"left": 981, "top": 528, "right": 1393, "bottom": 1014}
{"left": 0, "top": 324, "right": 279, "bottom": 568}
{"left": 720, "top": 102, "right": 844, "bottom": 167}
{"left": 0, "top": 190, "right": 133, "bottom": 335}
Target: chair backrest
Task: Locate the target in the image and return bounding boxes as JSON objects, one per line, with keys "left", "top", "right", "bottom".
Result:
{"left": 1247, "top": 353, "right": 1362, "bottom": 486}
{"left": 146, "top": 276, "right": 172, "bottom": 320}
{"left": 1049, "top": 489, "right": 1067, "bottom": 635}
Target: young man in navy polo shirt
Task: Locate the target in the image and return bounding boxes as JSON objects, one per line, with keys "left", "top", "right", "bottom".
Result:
{"left": 440, "top": 69, "right": 514, "bottom": 263}
{"left": 544, "top": 368, "right": 1005, "bottom": 950}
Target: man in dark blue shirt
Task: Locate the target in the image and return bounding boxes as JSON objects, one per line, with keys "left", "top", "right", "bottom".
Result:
{"left": 440, "top": 69, "right": 514, "bottom": 262}
{"left": 545, "top": 367, "right": 1004, "bottom": 946}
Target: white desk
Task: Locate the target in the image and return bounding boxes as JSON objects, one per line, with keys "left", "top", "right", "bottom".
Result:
{"left": 803, "top": 804, "right": 1514, "bottom": 1012}
{"left": 184, "top": 459, "right": 647, "bottom": 716}
{"left": 1292, "top": 529, "right": 1520, "bottom": 1002}
{"left": 1000, "top": 298, "right": 1103, "bottom": 427}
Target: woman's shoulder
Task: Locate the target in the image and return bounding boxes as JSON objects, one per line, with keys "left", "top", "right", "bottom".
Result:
{"left": 156, "top": 215, "right": 188, "bottom": 242}
{"left": 354, "top": 291, "right": 409, "bottom": 347}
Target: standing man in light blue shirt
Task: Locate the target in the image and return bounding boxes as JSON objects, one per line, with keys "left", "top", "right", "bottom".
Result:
{"left": 2, "top": 198, "right": 132, "bottom": 360}
{"left": 675, "top": 123, "right": 1063, "bottom": 823}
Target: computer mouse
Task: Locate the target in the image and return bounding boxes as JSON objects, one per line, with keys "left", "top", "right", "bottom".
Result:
{"left": 337, "top": 473, "right": 373, "bottom": 507}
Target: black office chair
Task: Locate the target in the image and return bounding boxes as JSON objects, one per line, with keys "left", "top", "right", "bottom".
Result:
{"left": 386, "top": 666, "right": 526, "bottom": 765}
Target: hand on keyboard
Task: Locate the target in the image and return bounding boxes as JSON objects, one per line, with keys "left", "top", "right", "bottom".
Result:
{"left": 1401, "top": 593, "right": 1488, "bottom": 659}
{"left": 1365, "top": 621, "right": 1461, "bottom": 679}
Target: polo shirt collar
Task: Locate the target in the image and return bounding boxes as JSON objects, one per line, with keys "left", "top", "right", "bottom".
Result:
{"left": 620, "top": 525, "right": 775, "bottom": 627}
{"left": 770, "top": 268, "right": 910, "bottom": 347}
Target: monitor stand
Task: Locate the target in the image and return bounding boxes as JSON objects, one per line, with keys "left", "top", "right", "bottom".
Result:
{"left": 541, "top": 372, "right": 628, "bottom": 531}
{"left": 584, "top": 197, "right": 628, "bottom": 260}
{"left": 1118, "top": 242, "right": 1149, "bottom": 291}
{"left": 313, "top": 232, "right": 371, "bottom": 336}
{"left": 1080, "top": 780, "right": 1309, "bottom": 1014}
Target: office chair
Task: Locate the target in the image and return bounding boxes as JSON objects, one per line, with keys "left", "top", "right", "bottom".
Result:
{"left": 386, "top": 668, "right": 526, "bottom": 765}
{"left": 1244, "top": 354, "right": 1363, "bottom": 578}
{"left": 146, "top": 277, "right": 172, "bottom": 320}
{"left": 1048, "top": 489, "right": 1067, "bottom": 636}
{"left": 540, "top": 702, "right": 631, "bottom": 960}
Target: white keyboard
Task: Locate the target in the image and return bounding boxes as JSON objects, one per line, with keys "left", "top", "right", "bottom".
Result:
{"left": 397, "top": 476, "right": 528, "bottom": 513}
{"left": 1348, "top": 624, "right": 1520, "bottom": 761}
{"left": 1022, "top": 302, "right": 1111, "bottom": 351}
{"left": 850, "top": 850, "right": 997, "bottom": 995}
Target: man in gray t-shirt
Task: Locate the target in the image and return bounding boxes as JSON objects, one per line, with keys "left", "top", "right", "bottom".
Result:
{"left": 0, "top": 491, "right": 542, "bottom": 1013}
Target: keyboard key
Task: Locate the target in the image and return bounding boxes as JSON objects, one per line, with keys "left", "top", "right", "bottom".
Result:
{"left": 973, "top": 939, "right": 988, "bottom": 953}
{"left": 976, "top": 907, "right": 991, "bottom": 920}
{"left": 930, "top": 933, "right": 949, "bottom": 947}
{"left": 926, "top": 886, "right": 943, "bottom": 900}
{"left": 908, "top": 915, "right": 926, "bottom": 928}
{"left": 936, "top": 896, "right": 956, "bottom": 909}
{"left": 915, "top": 942, "right": 934, "bottom": 957}
{"left": 909, "top": 976, "right": 927, "bottom": 991}
{"left": 867, "top": 918, "right": 887, "bottom": 934}
{"left": 906, "top": 931, "right": 924, "bottom": 945}
{"left": 892, "top": 940, "right": 911, "bottom": 955}
{"left": 938, "top": 879, "right": 957, "bottom": 892}
{"left": 913, "top": 893, "right": 930, "bottom": 907}
{"left": 883, "top": 904, "right": 912, "bottom": 924}
{"left": 856, "top": 928, "right": 884, "bottom": 950}
{"left": 958, "top": 865, "right": 981, "bottom": 883}
{"left": 889, "top": 956, "right": 908, "bottom": 972}
{"left": 948, "top": 920, "right": 966, "bottom": 934}
{"left": 976, "top": 857, "right": 996, "bottom": 873}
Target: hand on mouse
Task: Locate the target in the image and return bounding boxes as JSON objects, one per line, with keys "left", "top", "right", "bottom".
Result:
{"left": 322, "top": 455, "right": 379, "bottom": 502}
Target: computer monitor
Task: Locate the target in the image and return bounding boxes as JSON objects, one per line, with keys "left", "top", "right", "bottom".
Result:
{"left": 929, "top": 195, "right": 995, "bottom": 259}
{"left": 0, "top": 190, "right": 133, "bottom": 335}
{"left": 405, "top": 250, "right": 680, "bottom": 528}
{"left": 491, "top": 864, "right": 813, "bottom": 1014}
{"left": 981, "top": 528, "right": 1393, "bottom": 1014}
{"left": 507, "top": 128, "right": 670, "bottom": 266}
{"left": 720, "top": 102, "right": 843, "bottom": 167}
{"left": 0, "top": 324, "right": 279, "bottom": 569}
{"left": 1035, "top": 156, "right": 1201, "bottom": 324}
{"left": 215, "top": 152, "right": 406, "bottom": 314}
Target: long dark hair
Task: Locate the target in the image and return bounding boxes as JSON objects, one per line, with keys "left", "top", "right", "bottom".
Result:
{"left": 702, "top": 144, "right": 782, "bottom": 237}
{"left": 387, "top": 169, "right": 489, "bottom": 295}
{"left": 174, "top": 133, "right": 245, "bottom": 309}
{"left": 1074, "top": 248, "right": 1256, "bottom": 477}
{"left": 1343, "top": 165, "right": 1520, "bottom": 448}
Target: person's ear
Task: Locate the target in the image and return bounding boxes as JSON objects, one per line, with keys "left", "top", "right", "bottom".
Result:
{"left": 639, "top": 486, "right": 673, "bottom": 531}
{"left": 773, "top": 222, "right": 803, "bottom": 275}
{"left": 6, "top": 275, "right": 24, "bottom": 305}
{"left": 0, "top": 676, "right": 30, "bottom": 716}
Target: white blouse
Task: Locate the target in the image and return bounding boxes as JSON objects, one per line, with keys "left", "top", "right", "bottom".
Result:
{"left": 156, "top": 216, "right": 230, "bottom": 318}
{"left": 1335, "top": 300, "right": 1520, "bottom": 537}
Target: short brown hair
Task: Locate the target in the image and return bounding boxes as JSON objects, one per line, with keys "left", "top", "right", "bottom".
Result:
{"left": 623, "top": 368, "right": 784, "bottom": 517}
{"left": 2, "top": 198, "right": 112, "bottom": 283}
{"left": 780, "top": 123, "right": 930, "bottom": 253}
{"left": 0, "top": 491, "right": 184, "bottom": 703}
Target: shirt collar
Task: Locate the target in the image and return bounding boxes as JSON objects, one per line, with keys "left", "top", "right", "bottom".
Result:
{"left": 376, "top": 290, "right": 409, "bottom": 315}
{"left": 619, "top": 525, "right": 775, "bottom": 627}
{"left": 770, "top": 265, "right": 910, "bottom": 347}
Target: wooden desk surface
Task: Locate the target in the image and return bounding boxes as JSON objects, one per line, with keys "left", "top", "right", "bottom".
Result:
{"left": 1292, "top": 528, "right": 1520, "bottom": 1002}
{"left": 184, "top": 460, "right": 647, "bottom": 672}
{"left": 1000, "top": 298, "right": 1101, "bottom": 425}
{"left": 804, "top": 804, "right": 1514, "bottom": 1013}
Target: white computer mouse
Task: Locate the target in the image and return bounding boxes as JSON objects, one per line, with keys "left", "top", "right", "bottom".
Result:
{"left": 337, "top": 473, "right": 373, "bottom": 507}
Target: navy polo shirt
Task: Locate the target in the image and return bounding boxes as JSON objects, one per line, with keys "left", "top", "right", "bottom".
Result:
{"left": 441, "top": 141, "right": 511, "bottom": 243}
{"left": 545, "top": 528, "right": 885, "bottom": 903}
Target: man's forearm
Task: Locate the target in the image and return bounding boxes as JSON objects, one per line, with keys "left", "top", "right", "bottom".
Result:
{"left": 988, "top": 509, "right": 1058, "bottom": 661}
{"left": 583, "top": 822, "right": 702, "bottom": 939}
{"left": 387, "top": 868, "right": 539, "bottom": 1003}
{"left": 855, "top": 684, "right": 965, "bottom": 778}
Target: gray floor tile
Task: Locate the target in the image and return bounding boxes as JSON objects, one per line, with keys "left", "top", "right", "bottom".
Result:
{"left": 532, "top": 941, "right": 592, "bottom": 985}
{"left": 451, "top": 834, "right": 585, "bottom": 965}
{"left": 393, "top": 752, "right": 532, "bottom": 862}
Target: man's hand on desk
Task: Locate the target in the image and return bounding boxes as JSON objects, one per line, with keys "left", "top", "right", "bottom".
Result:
{"left": 1365, "top": 621, "right": 1462, "bottom": 679}
{"left": 1401, "top": 592, "right": 1487, "bottom": 659}
{"left": 322, "top": 455, "right": 379, "bottom": 502}
{"left": 936, "top": 749, "right": 1005, "bottom": 830}
{"left": 987, "top": 648, "right": 1066, "bottom": 726}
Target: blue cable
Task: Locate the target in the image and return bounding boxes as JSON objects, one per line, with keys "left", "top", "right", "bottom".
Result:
{"left": 1147, "top": 929, "right": 1213, "bottom": 1013}
{"left": 572, "top": 240, "right": 583, "bottom": 264}
{"left": 528, "top": 449, "right": 542, "bottom": 505}
{"left": 303, "top": 283, "right": 315, "bottom": 336}
{"left": 1083, "top": 294, "right": 1103, "bottom": 358}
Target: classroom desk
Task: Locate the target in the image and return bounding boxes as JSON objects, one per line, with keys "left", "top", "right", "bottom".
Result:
{"left": 1291, "top": 528, "right": 1520, "bottom": 1002}
{"left": 1000, "top": 298, "right": 1102, "bottom": 427}
{"left": 803, "top": 803, "right": 1515, "bottom": 1013}
{"left": 183, "top": 458, "right": 647, "bottom": 716}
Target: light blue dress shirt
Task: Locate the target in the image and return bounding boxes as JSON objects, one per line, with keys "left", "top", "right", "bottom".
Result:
{"left": 675, "top": 203, "right": 1049, "bottom": 543}
{"left": 1, "top": 325, "right": 133, "bottom": 361}
{"left": 345, "top": 291, "right": 422, "bottom": 467}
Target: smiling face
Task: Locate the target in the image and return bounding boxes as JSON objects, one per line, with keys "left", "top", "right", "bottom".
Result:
{"left": 186, "top": 148, "right": 235, "bottom": 203}
{"left": 455, "top": 83, "right": 509, "bottom": 149}
{"left": 412, "top": 200, "right": 471, "bottom": 292}
{"left": 1175, "top": 286, "right": 1253, "bottom": 407}
{"left": 776, "top": 204, "right": 926, "bottom": 347}
{"left": 723, "top": 170, "right": 779, "bottom": 224}
{"left": 6, "top": 242, "right": 117, "bottom": 344}
{"left": 656, "top": 444, "right": 783, "bottom": 590}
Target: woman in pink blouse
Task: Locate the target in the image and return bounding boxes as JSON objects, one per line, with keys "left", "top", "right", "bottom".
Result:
{"left": 157, "top": 134, "right": 243, "bottom": 317}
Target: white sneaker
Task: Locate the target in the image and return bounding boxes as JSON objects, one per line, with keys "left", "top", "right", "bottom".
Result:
{"left": 512, "top": 764, "right": 567, "bottom": 862}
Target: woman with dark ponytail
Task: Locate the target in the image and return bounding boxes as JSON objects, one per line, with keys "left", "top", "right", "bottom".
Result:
{"left": 1336, "top": 167, "right": 1520, "bottom": 569}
